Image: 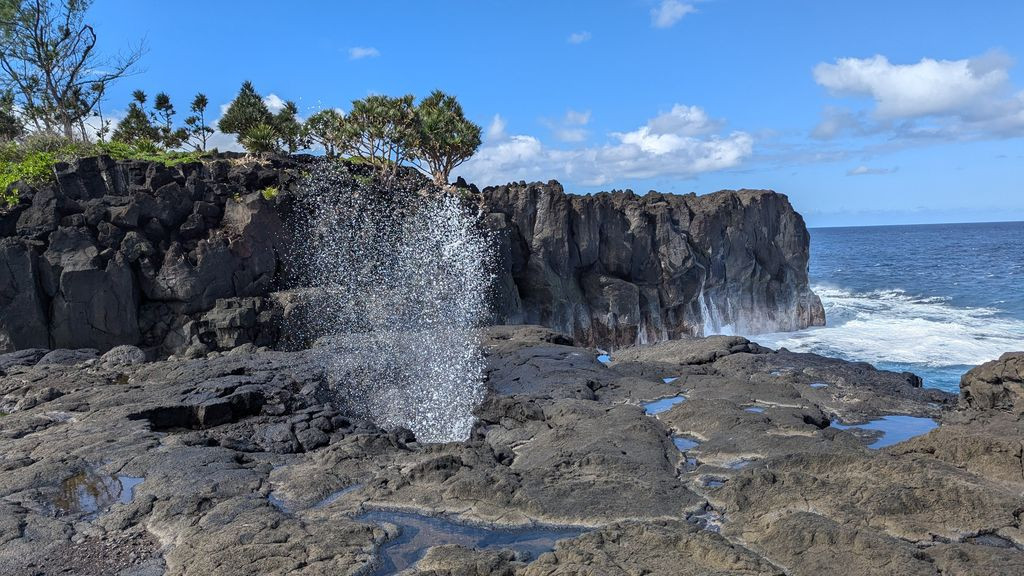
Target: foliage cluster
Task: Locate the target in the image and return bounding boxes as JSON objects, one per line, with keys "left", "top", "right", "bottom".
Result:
{"left": 0, "top": 0, "right": 486, "bottom": 208}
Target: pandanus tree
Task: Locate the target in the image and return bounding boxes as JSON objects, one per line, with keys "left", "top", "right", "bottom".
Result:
{"left": 303, "top": 108, "right": 345, "bottom": 158}
{"left": 413, "top": 90, "right": 481, "bottom": 186}
{"left": 339, "top": 94, "right": 419, "bottom": 181}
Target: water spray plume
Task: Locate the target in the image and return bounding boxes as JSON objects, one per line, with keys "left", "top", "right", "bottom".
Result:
{"left": 290, "top": 163, "right": 492, "bottom": 442}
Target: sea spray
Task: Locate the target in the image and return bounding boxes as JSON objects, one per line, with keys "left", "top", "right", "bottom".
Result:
{"left": 289, "top": 162, "right": 492, "bottom": 442}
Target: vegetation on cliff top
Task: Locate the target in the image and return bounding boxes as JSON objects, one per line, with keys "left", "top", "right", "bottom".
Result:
{"left": 0, "top": 0, "right": 482, "bottom": 208}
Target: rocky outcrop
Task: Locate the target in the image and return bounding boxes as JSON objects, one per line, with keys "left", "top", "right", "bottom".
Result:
{"left": 0, "top": 155, "right": 300, "bottom": 356}
{"left": 1, "top": 329, "right": 1020, "bottom": 575}
{"left": 483, "top": 180, "right": 825, "bottom": 348}
{"left": 960, "top": 352, "right": 1024, "bottom": 415}
{"left": 0, "top": 155, "right": 823, "bottom": 356}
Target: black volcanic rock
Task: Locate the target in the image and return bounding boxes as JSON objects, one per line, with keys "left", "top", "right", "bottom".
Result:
{"left": 960, "top": 351, "right": 1024, "bottom": 415}
{"left": 1, "top": 328, "right": 1020, "bottom": 575}
{"left": 482, "top": 181, "right": 825, "bottom": 348}
{"left": 0, "top": 155, "right": 823, "bottom": 356}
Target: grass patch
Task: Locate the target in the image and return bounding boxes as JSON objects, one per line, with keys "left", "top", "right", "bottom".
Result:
{"left": 96, "top": 140, "right": 208, "bottom": 167}
{"left": 1, "top": 150, "right": 56, "bottom": 207}
{"left": 0, "top": 135, "right": 213, "bottom": 207}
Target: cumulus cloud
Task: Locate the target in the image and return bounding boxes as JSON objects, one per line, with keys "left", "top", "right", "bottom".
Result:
{"left": 486, "top": 114, "right": 507, "bottom": 140}
{"left": 458, "top": 104, "right": 752, "bottom": 187}
{"left": 812, "top": 51, "right": 1024, "bottom": 140}
{"left": 814, "top": 53, "right": 1010, "bottom": 118}
{"left": 349, "top": 46, "right": 380, "bottom": 60}
{"left": 847, "top": 165, "right": 898, "bottom": 176}
{"left": 651, "top": 0, "right": 695, "bottom": 28}
{"left": 547, "top": 109, "right": 591, "bottom": 142}
{"left": 263, "top": 93, "right": 287, "bottom": 113}
{"left": 567, "top": 31, "right": 591, "bottom": 44}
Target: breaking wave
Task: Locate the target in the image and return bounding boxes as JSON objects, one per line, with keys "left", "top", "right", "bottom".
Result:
{"left": 752, "top": 285, "right": 1024, "bottom": 391}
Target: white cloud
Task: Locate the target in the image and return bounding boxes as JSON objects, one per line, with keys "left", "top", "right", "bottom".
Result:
{"left": 549, "top": 109, "right": 591, "bottom": 142}
{"left": 567, "top": 31, "right": 592, "bottom": 44}
{"left": 812, "top": 51, "right": 1024, "bottom": 141}
{"left": 814, "top": 53, "right": 1010, "bottom": 118}
{"left": 847, "top": 165, "right": 898, "bottom": 176}
{"left": 486, "top": 114, "right": 507, "bottom": 140}
{"left": 349, "top": 46, "right": 380, "bottom": 60}
{"left": 565, "top": 109, "right": 590, "bottom": 125}
{"left": 645, "top": 104, "right": 720, "bottom": 135}
{"left": 263, "top": 93, "right": 287, "bottom": 114}
{"left": 651, "top": 0, "right": 695, "bottom": 29}
{"left": 458, "top": 104, "right": 752, "bottom": 187}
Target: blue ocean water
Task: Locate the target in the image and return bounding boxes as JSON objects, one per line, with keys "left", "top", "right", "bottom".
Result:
{"left": 753, "top": 221, "right": 1024, "bottom": 392}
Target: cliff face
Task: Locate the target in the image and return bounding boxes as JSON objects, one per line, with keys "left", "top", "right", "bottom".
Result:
{"left": 483, "top": 181, "right": 825, "bottom": 348}
{"left": 0, "top": 155, "right": 295, "bottom": 356}
{"left": 0, "top": 156, "right": 823, "bottom": 355}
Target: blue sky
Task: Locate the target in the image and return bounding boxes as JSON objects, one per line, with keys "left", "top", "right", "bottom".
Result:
{"left": 88, "top": 0, "right": 1024, "bottom": 227}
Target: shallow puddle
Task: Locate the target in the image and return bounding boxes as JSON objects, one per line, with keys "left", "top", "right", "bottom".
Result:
{"left": 54, "top": 471, "right": 143, "bottom": 517}
{"left": 831, "top": 415, "right": 938, "bottom": 449}
{"left": 644, "top": 396, "right": 686, "bottom": 415}
{"left": 702, "top": 477, "right": 726, "bottom": 488}
{"left": 596, "top": 354, "right": 611, "bottom": 365}
{"left": 673, "top": 436, "right": 700, "bottom": 451}
{"left": 662, "top": 377, "right": 678, "bottom": 384}
{"left": 743, "top": 406, "right": 765, "bottom": 413}
{"left": 357, "top": 510, "right": 586, "bottom": 575}
{"left": 809, "top": 382, "right": 829, "bottom": 389}
{"left": 688, "top": 509, "right": 725, "bottom": 533}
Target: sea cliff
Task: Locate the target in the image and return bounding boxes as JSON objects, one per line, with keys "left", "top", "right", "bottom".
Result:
{"left": 0, "top": 155, "right": 823, "bottom": 355}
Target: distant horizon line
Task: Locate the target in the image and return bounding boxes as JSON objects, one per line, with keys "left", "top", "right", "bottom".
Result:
{"left": 809, "top": 219, "right": 1024, "bottom": 230}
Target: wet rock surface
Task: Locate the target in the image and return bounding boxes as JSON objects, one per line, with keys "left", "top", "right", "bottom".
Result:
{"left": 0, "top": 326, "right": 1020, "bottom": 575}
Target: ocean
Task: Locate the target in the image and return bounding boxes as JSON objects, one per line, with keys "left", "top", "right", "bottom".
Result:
{"left": 752, "top": 221, "right": 1024, "bottom": 393}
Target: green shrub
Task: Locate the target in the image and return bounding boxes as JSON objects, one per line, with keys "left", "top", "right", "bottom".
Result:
{"left": 96, "top": 140, "right": 207, "bottom": 166}
{"left": 0, "top": 150, "right": 57, "bottom": 207}
{"left": 261, "top": 186, "right": 279, "bottom": 200}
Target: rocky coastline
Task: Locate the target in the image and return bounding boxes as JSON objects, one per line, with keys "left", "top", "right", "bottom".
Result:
{"left": 0, "top": 154, "right": 823, "bottom": 356}
{"left": 0, "top": 155, "right": 1020, "bottom": 575}
{"left": 0, "top": 328, "right": 1021, "bottom": 575}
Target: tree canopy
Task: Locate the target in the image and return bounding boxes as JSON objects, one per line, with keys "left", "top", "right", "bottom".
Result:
{"left": 0, "top": 0, "right": 144, "bottom": 139}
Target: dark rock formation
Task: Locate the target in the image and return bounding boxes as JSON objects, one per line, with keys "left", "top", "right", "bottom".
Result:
{"left": 482, "top": 181, "right": 825, "bottom": 348}
{"left": 0, "top": 155, "right": 301, "bottom": 356}
{"left": 0, "top": 329, "right": 1019, "bottom": 575}
{"left": 0, "top": 155, "right": 823, "bottom": 356}
{"left": 960, "top": 352, "right": 1024, "bottom": 415}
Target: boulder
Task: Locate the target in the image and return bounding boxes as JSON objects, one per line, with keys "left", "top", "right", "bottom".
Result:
{"left": 960, "top": 352, "right": 1024, "bottom": 415}
{"left": 101, "top": 344, "right": 148, "bottom": 366}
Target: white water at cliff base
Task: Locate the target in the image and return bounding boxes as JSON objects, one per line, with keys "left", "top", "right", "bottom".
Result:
{"left": 752, "top": 286, "right": 1024, "bottom": 392}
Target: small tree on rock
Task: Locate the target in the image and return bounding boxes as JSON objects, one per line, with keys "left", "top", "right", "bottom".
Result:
{"left": 184, "top": 93, "right": 213, "bottom": 152}
{"left": 240, "top": 123, "right": 278, "bottom": 154}
{"left": 219, "top": 81, "right": 305, "bottom": 154}
{"left": 151, "top": 92, "right": 186, "bottom": 148}
{"left": 272, "top": 100, "right": 305, "bottom": 153}
{"left": 111, "top": 89, "right": 159, "bottom": 145}
{"left": 303, "top": 108, "right": 344, "bottom": 157}
{"left": 413, "top": 90, "right": 481, "bottom": 186}
{"left": 339, "top": 94, "right": 418, "bottom": 181}
{"left": 218, "top": 81, "right": 272, "bottom": 150}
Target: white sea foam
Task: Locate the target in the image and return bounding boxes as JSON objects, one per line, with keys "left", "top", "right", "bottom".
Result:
{"left": 752, "top": 286, "right": 1024, "bottom": 368}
